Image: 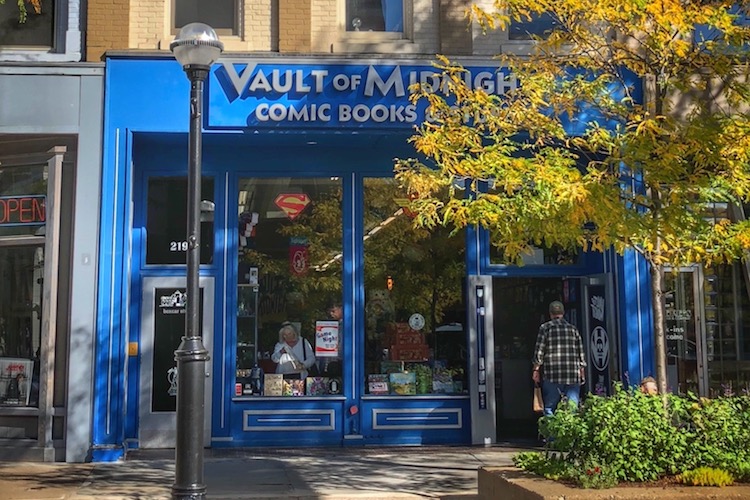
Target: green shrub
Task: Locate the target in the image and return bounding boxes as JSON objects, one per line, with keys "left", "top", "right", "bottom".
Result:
{"left": 676, "top": 467, "right": 734, "bottom": 487}
{"left": 513, "top": 386, "right": 750, "bottom": 488}
{"left": 731, "top": 461, "right": 750, "bottom": 482}
{"left": 513, "top": 451, "right": 575, "bottom": 481}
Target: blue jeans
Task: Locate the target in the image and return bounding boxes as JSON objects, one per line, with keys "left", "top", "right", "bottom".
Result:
{"left": 542, "top": 381, "right": 581, "bottom": 416}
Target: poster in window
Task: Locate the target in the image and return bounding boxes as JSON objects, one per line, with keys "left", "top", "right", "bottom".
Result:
{"left": 151, "top": 287, "right": 204, "bottom": 412}
{"left": 315, "top": 320, "right": 339, "bottom": 357}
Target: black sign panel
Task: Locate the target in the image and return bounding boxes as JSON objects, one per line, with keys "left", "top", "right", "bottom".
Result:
{"left": 146, "top": 177, "right": 214, "bottom": 265}
{"left": 587, "top": 285, "right": 611, "bottom": 395}
{"left": 151, "top": 287, "right": 204, "bottom": 412}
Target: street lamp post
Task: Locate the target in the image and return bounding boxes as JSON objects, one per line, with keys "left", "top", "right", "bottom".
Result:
{"left": 169, "top": 23, "right": 223, "bottom": 500}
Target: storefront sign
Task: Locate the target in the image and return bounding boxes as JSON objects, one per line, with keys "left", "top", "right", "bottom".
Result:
{"left": 0, "top": 195, "right": 45, "bottom": 226}
{"left": 209, "top": 61, "right": 516, "bottom": 129}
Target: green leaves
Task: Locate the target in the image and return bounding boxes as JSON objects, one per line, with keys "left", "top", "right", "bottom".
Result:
{"left": 516, "top": 387, "right": 750, "bottom": 487}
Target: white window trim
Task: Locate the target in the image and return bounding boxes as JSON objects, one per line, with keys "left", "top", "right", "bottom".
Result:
{"left": 0, "top": 0, "right": 81, "bottom": 62}
{"left": 334, "top": 0, "right": 421, "bottom": 54}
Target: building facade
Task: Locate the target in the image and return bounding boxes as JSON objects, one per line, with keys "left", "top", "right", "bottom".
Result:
{"left": 6, "top": 0, "right": 739, "bottom": 463}
{"left": 0, "top": 0, "right": 102, "bottom": 462}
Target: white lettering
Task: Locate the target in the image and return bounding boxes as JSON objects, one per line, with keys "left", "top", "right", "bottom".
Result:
{"left": 474, "top": 72, "right": 495, "bottom": 93}
{"left": 317, "top": 104, "right": 331, "bottom": 121}
{"left": 364, "top": 66, "right": 405, "bottom": 97}
{"left": 271, "top": 70, "right": 292, "bottom": 93}
{"left": 310, "top": 69, "right": 328, "bottom": 92}
{"left": 339, "top": 104, "right": 351, "bottom": 121}
{"left": 255, "top": 104, "right": 332, "bottom": 123}
{"left": 370, "top": 104, "right": 389, "bottom": 123}
{"left": 404, "top": 105, "right": 417, "bottom": 122}
{"left": 268, "top": 104, "right": 287, "bottom": 121}
{"left": 288, "top": 105, "right": 310, "bottom": 121}
{"left": 295, "top": 70, "right": 311, "bottom": 92}
{"left": 255, "top": 103, "right": 270, "bottom": 121}
{"left": 248, "top": 70, "right": 272, "bottom": 92}
{"left": 352, "top": 104, "right": 370, "bottom": 122}
{"left": 220, "top": 62, "right": 258, "bottom": 96}
{"left": 333, "top": 74, "right": 350, "bottom": 91}
{"left": 497, "top": 73, "right": 518, "bottom": 94}
{"left": 350, "top": 74, "right": 362, "bottom": 90}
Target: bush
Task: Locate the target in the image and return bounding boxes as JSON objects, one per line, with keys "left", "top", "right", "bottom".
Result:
{"left": 676, "top": 467, "right": 734, "bottom": 487}
{"left": 515, "top": 385, "right": 750, "bottom": 488}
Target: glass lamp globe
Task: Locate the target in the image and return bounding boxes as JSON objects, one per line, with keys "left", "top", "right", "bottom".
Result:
{"left": 170, "top": 23, "right": 224, "bottom": 69}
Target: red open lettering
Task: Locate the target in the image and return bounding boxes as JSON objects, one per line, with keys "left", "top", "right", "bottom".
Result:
{"left": 0, "top": 196, "right": 46, "bottom": 225}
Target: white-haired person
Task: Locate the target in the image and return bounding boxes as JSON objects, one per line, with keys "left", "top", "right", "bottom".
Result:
{"left": 271, "top": 322, "right": 316, "bottom": 379}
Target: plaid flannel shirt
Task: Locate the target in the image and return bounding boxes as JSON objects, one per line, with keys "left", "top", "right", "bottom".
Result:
{"left": 532, "top": 318, "right": 586, "bottom": 385}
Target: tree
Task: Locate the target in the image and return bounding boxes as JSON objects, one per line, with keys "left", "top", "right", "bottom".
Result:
{"left": 395, "top": 0, "right": 750, "bottom": 394}
{"left": 1, "top": 0, "right": 42, "bottom": 23}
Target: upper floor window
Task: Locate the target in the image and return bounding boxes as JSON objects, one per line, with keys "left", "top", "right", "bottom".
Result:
{"left": 0, "top": 0, "right": 54, "bottom": 47}
{"left": 694, "top": 4, "right": 750, "bottom": 47}
{"left": 347, "top": 0, "right": 402, "bottom": 32}
{"left": 174, "top": 0, "right": 237, "bottom": 35}
{"left": 509, "top": 12, "right": 557, "bottom": 41}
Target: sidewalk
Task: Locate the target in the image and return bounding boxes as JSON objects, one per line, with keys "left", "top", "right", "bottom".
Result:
{"left": 1, "top": 444, "right": 530, "bottom": 499}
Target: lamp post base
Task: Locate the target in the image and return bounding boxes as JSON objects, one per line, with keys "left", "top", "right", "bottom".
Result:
{"left": 171, "top": 484, "right": 207, "bottom": 500}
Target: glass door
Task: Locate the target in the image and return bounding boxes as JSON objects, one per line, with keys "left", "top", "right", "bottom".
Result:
{"left": 703, "top": 264, "right": 750, "bottom": 395}
{"left": 664, "top": 267, "right": 706, "bottom": 395}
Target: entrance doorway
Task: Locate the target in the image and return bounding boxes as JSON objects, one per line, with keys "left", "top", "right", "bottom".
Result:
{"left": 138, "top": 276, "right": 214, "bottom": 448}
{"left": 492, "top": 277, "right": 580, "bottom": 440}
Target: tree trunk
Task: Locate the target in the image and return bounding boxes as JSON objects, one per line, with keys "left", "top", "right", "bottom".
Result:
{"left": 650, "top": 262, "right": 668, "bottom": 394}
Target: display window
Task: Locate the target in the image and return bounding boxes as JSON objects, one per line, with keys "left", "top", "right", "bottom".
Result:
{"left": 363, "top": 178, "right": 467, "bottom": 396}
{"left": 0, "top": 162, "right": 47, "bottom": 407}
{"left": 234, "top": 177, "right": 343, "bottom": 397}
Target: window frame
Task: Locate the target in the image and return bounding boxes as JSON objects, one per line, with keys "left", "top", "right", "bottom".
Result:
{"left": 0, "top": 0, "right": 68, "bottom": 53}
{"left": 171, "top": 0, "right": 240, "bottom": 37}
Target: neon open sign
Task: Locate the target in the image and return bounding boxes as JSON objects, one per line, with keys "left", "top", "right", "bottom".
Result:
{"left": 0, "top": 195, "right": 46, "bottom": 226}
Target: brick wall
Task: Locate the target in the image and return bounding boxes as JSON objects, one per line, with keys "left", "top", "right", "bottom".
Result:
{"left": 86, "top": 0, "right": 130, "bottom": 61}
{"left": 280, "top": 0, "right": 311, "bottom": 53}
{"left": 84, "top": 0, "right": 505, "bottom": 58}
{"left": 129, "top": 0, "right": 165, "bottom": 50}
{"left": 246, "top": 0, "right": 275, "bottom": 52}
{"left": 310, "top": 0, "right": 337, "bottom": 53}
{"left": 440, "top": 0, "right": 472, "bottom": 55}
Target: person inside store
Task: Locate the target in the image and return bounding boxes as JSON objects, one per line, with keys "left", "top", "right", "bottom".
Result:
{"left": 324, "top": 300, "right": 343, "bottom": 376}
{"left": 639, "top": 376, "right": 659, "bottom": 395}
{"left": 271, "top": 322, "right": 316, "bottom": 379}
{"left": 531, "top": 300, "right": 587, "bottom": 416}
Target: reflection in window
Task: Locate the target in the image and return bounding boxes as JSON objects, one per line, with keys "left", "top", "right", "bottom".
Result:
{"left": 703, "top": 264, "right": 750, "bottom": 396}
{"left": 0, "top": 0, "right": 54, "bottom": 47}
{"left": 347, "top": 0, "right": 403, "bottom": 32}
{"left": 174, "top": 0, "right": 236, "bottom": 33}
{"left": 235, "top": 177, "right": 343, "bottom": 397}
{"left": 363, "top": 178, "right": 466, "bottom": 396}
{"left": 0, "top": 246, "right": 43, "bottom": 407}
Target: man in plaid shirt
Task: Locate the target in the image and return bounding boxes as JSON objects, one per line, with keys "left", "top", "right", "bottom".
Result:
{"left": 532, "top": 301, "right": 586, "bottom": 416}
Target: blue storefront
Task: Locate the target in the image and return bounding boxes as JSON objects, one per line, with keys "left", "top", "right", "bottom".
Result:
{"left": 91, "top": 54, "right": 654, "bottom": 460}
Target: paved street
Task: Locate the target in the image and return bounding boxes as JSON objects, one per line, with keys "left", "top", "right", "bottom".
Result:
{"left": 1, "top": 444, "right": 527, "bottom": 499}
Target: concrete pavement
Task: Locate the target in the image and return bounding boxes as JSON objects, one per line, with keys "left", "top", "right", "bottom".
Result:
{"left": 0, "top": 444, "right": 529, "bottom": 499}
